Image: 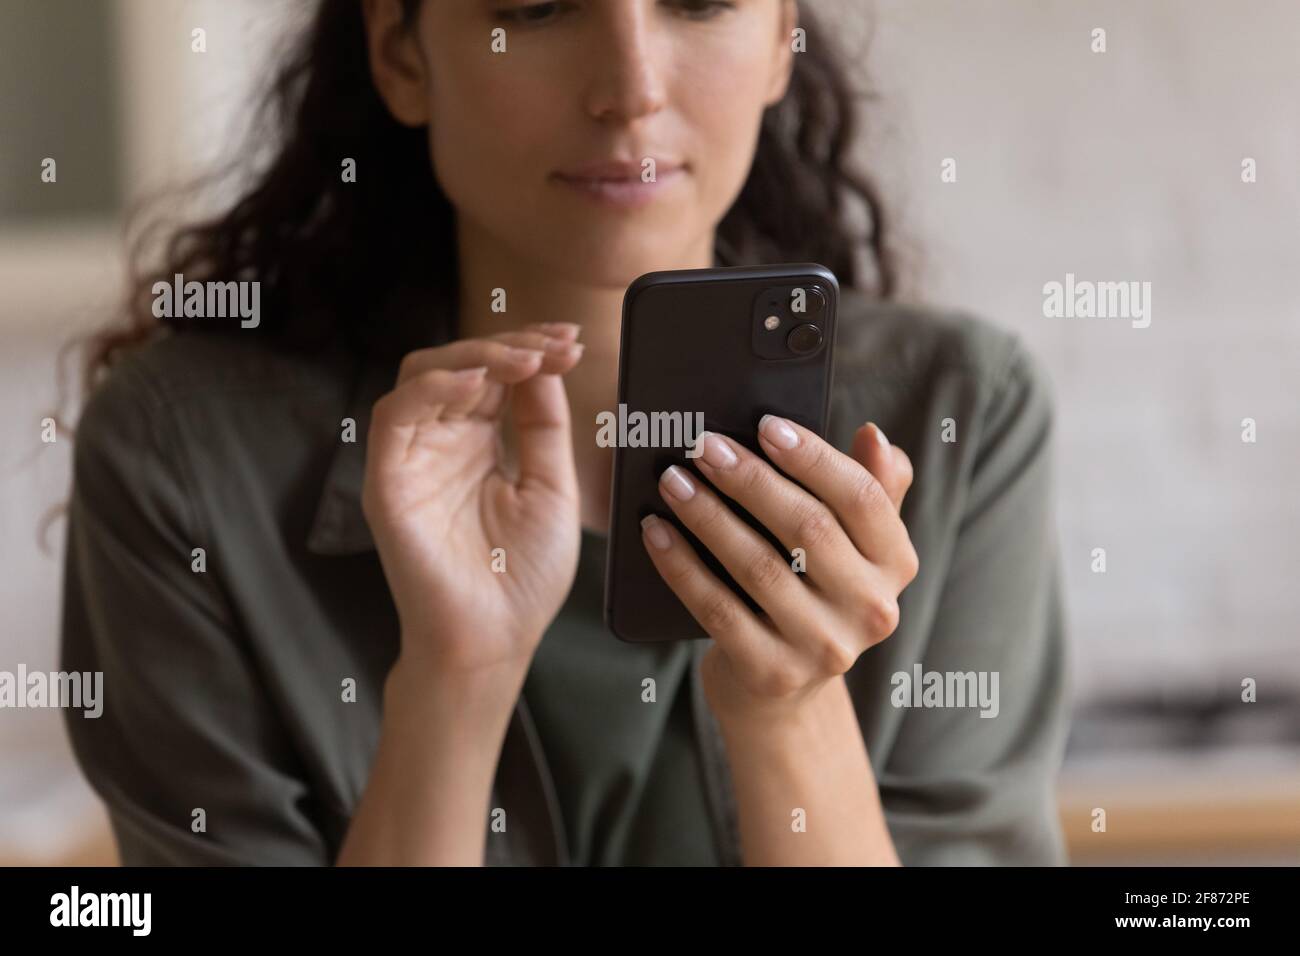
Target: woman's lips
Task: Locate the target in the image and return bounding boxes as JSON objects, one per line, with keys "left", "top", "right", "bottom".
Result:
{"left": 550, "top": 163, "right": 686, "bottom": 210}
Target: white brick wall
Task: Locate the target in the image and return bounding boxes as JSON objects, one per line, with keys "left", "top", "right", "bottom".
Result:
{"left": 857, "top": 0, "right": 1300, "bottom": 703}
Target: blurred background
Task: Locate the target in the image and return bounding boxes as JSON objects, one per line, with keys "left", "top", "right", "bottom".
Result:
{"left": 1, "top": 0, "right": 1297, "bottom": 865}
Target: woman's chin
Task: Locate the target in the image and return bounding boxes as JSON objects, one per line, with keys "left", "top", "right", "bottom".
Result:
{"left": 529, "top": 235, "right": 705, "bottom": 291}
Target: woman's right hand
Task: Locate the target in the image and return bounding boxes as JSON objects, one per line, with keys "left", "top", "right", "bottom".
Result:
{"left": 361, "top": 323, "right": 586, "bottom": 679}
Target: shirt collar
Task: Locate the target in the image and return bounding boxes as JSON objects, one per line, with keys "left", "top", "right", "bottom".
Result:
{"left": 304, "top": 348, "right": 400, "bottom": 556}
{"left": 305, "top": 272, "right": 468, "bottom": 556}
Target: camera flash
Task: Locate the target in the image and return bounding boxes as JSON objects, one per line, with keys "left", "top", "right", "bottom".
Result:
{"left": 763, "top": 315, "right": 780, "bottom": 331}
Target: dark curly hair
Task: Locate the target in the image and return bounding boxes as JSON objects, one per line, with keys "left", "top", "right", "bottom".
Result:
{"left": 84, "top": 0, "right": 902, "bottom": 390}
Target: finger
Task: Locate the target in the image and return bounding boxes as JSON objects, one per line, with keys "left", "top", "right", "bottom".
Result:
{"left": 368, "top": 366, "right": 491, "bottom": 474}
{"left": 532, "top": 321, "right": 583, "bottom": 342}
{"left": 755, "top": 414, "right": 911, "bottom": 571}
{"left": 509, "top": 370, "right": 578, "bottom": 499}
{"left": 396, "top": 332, "right": 583, "bottom": 385}
{"left": 638, "top": 513, "right": 800, "bottom": 682}
{"left": 657, "top": 463, "right": 849, "bottom": 662}
{"left": 848, "top": 423, "right": 918, "bottom": 587}
{"left": 487, "top": 320, "right": 583, "bottom": 343}
{"left": 397, "top": 344, "right": 533, "bottom": 424}
{"left": 487, "top": 329, "right": 586, "bottom": 376}
{"left": 849, "top": 422, "right": 914, "bottom": 513}
{"left": 691, "top": 430, "right": 863, "bottom": 595}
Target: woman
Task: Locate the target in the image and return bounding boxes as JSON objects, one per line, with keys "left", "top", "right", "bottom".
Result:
{"left": 61, "top": 0, "right": 1070, "bottom": 866}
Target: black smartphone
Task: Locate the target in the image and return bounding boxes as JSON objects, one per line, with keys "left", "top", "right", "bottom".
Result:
{"left": 603, "top": 262, "right": 840, "bottom": 643}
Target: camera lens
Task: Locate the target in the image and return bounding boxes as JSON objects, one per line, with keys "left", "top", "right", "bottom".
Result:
{"left": 798, "top": 287, "right": 826, "bottom": 317}
{"left": 786, "top": 323, "right": 823, "bottom": 356}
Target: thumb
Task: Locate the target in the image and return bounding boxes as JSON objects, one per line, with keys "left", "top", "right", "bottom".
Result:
{"left": 850, "top": 422, "right": 913, "bottom": 513}
{"left": 508, "top": 372, "right": 577, "bottom": 500}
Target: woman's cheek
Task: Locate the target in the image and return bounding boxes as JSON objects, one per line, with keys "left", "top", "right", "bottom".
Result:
{"left": 689, "top": 96, "right": 767, "bottom": 215}
{"left": 426, "top": 92, "right": 544, "bottom": 214}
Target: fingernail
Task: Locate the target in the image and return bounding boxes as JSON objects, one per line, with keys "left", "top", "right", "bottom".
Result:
{"left": 506, "top": 346, "right": 544, "bottom": 361}
{"left": 641, "top": 514, "right": 672, "bottom": 550}
{"left": 456, "top": 365, "right": 488, "bottom": 379}
{"left": 542, "top": 337, "right": 572, "bottom": 352}
{"left": 759, "top": 414, "right": 799, "bottom": 450}
{"left": 661, "top": 465, "right": 696, "bottom": 501}
{"left": 871, "top": 422, "right": 889, "bottom": 449}
{"left": 699, "top": 431, "right": 738, "bottom": 469}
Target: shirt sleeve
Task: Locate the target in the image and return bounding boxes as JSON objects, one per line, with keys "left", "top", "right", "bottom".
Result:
{"left": 59, "top": 359, "right": 333, "bottom": 865}
{"left": 881, "top": 338, "right": 1072, "bottom": 866}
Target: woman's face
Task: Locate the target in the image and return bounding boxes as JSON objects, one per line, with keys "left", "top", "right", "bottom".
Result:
{"left": 366, "top": 0, "right": 796, "bottom": 288}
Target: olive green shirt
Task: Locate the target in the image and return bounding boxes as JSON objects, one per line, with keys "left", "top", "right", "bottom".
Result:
{"left": 60, "top": 289, "right": 1071, "bottom": 866}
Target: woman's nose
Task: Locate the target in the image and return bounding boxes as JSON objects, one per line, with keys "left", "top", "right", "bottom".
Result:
{"left": 583, "top": 5, "right": 668, "bottom": 123}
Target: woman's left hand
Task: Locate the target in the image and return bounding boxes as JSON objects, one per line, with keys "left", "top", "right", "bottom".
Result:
{"left": 640, "top": 415, "right": 919, "bottom": 726}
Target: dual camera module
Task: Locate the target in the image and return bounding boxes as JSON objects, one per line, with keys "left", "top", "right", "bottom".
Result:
{"left": 751, "top": 284, "right": 828, "bottom": 360}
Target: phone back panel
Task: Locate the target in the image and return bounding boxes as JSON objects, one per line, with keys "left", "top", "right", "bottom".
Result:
{"left": 603, "top": 263, "right": 839, "bottom": 643}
